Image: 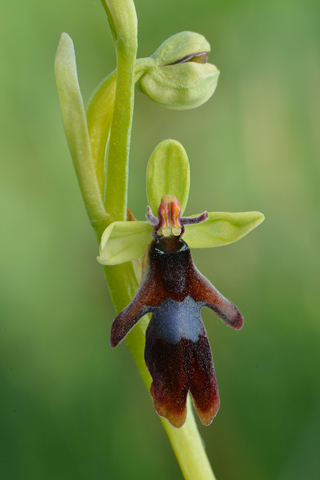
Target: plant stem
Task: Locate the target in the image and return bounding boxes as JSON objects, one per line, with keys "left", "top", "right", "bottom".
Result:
{"left": 103, "top": 46, "right": 136, "bottom": 221}
{"left": 100, "top": 0, "right": 138, "bottom": 221}
{"left": 56, "top": 7, "right": 218, "bottom": 478}
{"left": 97, "top": 2, "right": 217, "bottom": 479}
{"left": 162, "top": 402, "right": 217, "bottom": 480}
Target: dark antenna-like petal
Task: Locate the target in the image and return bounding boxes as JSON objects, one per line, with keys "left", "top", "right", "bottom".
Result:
{"left": 188, "top": 269, "right": 244, "bottom": 330}
{"left": 180, "top": 211, "right": 208, "bottom": 225}
{"left": 110, "top": 269, "right": 166, "bottom": 347}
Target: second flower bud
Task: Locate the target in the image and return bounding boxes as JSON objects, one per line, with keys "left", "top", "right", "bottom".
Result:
{"left": 136, "top": 31, "right": 220, "bottom": 110}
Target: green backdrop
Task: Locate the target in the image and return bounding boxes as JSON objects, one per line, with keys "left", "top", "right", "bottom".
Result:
{"left": 1, "top": 0, "right": 320, "bottom": 479}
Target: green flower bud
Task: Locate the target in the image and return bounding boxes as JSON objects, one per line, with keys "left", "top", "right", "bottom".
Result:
{"left": 136, "top": 31, "right": 220, "bottom": 110}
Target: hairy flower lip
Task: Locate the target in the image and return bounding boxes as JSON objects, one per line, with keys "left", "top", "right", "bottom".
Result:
{"left": 110, "top": 234, "right": 244, "bottom": 426}
{"left": 166, "top": 51, "right": 209, "bottom": 65}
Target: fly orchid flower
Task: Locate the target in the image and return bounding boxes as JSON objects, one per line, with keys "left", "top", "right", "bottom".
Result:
{"left": 97, "top": 139, "right": 264, "bottom": 428}
{"left": 109, "top": 194, "right": 243, "bottom": 427}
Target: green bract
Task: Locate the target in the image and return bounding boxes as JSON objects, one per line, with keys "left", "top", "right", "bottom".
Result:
{"left": 97, "top": 139, "right": 264, "bottom": 266}
{"left": 98, "top": 221, "right": 152, "bottom": 265}
{"left": 55, "top": 33, "right": 108, "bottom": 234}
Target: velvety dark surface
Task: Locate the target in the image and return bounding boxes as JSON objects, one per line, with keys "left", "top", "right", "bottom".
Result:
{"left": 111, "top": 236, "right": 242, "bottom": 426}
{"left": 111, "top": 236, "right": 243, "bottom": 347}
{"left": 146, "top": 322, "right": 219, "bottom": 427}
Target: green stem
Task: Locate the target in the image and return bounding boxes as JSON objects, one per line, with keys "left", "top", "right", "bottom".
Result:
{"left": 100, "top": 0, "right": 138, "bottom": 221}
{"left": 104, "top": 44, "right": 136, "bottom": 221}
{"left": 162, "top": 404, "right": 216, "bottom": 480}
{"left": 94, "top": 2, "right": 217, "bottom": 479}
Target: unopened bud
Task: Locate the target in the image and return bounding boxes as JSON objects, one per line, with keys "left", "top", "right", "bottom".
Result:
{"left": 136, "top": 31, "right": 220, "bottom": 110}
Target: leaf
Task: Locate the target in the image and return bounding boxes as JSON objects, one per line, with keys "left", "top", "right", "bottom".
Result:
{"left": 184, "top": 211, "right": 265, "bottom": 248}
{"left": 55, "top": 33, "right": 93, "bottom": 182}
{"left": 146, "top": 139, "right": 190, "bottom": 215}
{"left": 54, "top": 33, "right": 107, "bottom": 231}
{"left": 97, "top": 221, "right": 152, "bottom": 265}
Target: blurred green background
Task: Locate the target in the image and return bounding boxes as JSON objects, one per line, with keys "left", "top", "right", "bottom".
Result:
{"left": 1, "top": 0, "right": 320, "bottom": 479}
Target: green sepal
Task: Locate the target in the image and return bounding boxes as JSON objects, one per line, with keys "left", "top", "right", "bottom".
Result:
{"left": 137, "top": 62, "right": 219, "bottom": 110}
{"left": 146, "top": 140, "right": 190, "bottom": 216}
{"left": 97, "top": 221, "right": 152, "bottom": 265}
{"left": 184, "top": 211, "right": 265, "bottom": 248}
